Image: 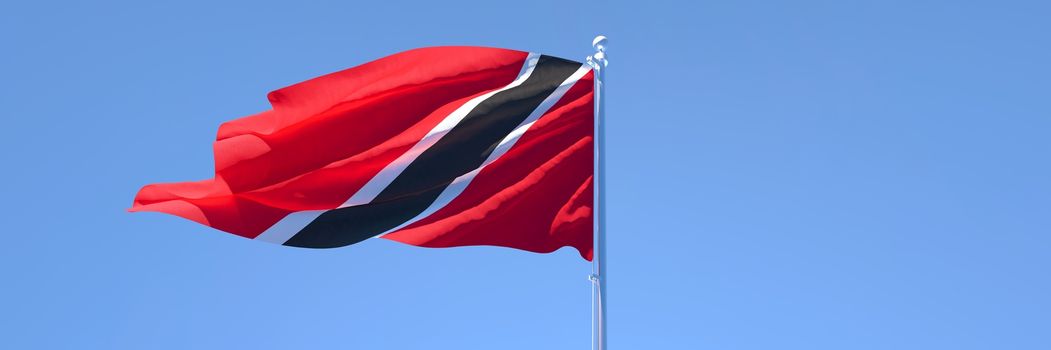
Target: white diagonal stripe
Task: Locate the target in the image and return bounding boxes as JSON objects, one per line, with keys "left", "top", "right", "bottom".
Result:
{"left": 255, "top": 53, "right": 541, "bottom": 244}
{"left": 375, "top": 64, "right": 593, "bottom": 238}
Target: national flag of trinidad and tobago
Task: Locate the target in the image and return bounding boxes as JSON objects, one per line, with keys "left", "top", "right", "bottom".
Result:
{"left": 130, "top": 47, "right": 595, "bottom": 260}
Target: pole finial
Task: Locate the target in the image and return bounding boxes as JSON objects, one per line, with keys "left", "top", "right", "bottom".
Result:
{"left": 592, "top": 35, "right": 608, "bottom": 51}
{"left": 587, "top": 35, "right": 609, "bottom": 69}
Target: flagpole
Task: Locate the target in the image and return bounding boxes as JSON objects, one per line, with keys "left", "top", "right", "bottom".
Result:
{"left": 587, "top": 35, "right": 608, "bottom": 350}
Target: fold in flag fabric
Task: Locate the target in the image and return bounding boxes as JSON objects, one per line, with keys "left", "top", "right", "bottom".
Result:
{"left": 130, "top": 46, "right": 595, "bottom": 260}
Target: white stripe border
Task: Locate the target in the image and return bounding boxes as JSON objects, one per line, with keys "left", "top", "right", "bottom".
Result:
{"left": 375, "top": 63, "right": 593, "bottom": 238}
{"left": 254, "top": 53, "right": 543, "bottom": 244}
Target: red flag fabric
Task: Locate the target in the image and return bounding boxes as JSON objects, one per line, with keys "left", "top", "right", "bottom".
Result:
{"left": 131, "top": 46, "right": 595, "bottom": 260}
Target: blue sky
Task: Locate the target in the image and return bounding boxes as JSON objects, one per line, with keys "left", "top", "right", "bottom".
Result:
{"left": 2, "top": 0, "right": 1049, "bottom": 349}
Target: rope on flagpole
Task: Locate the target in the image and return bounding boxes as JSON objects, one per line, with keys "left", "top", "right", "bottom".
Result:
{"left": 586, "top": 35, "right": 608, "bottom": 350}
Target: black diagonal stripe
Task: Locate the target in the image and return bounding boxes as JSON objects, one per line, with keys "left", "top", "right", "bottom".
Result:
{"left": 283, "top": 55, "right": 582, "bottom": 248}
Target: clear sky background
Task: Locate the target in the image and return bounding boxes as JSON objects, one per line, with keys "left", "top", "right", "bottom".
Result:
{"left": 2, "top": 0, "right": 1049, "bottom": 349}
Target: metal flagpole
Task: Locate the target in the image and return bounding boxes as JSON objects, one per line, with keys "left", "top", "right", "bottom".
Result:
{"left": 587, "top": 35, "right": 608, "bottom": 350}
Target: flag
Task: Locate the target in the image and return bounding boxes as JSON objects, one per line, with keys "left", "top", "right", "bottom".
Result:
{"left": 130, "top": 46, "right": 595, "bottom": 260}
